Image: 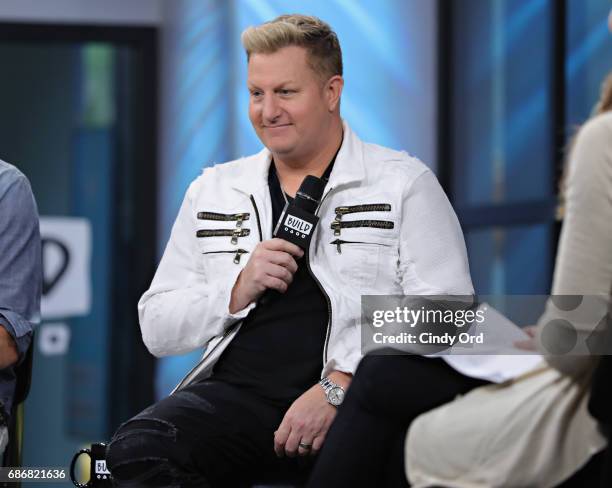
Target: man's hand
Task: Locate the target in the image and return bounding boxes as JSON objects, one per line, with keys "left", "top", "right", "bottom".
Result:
{"left": 274, "top": 372, "right": 352, "bottom": 457}
{"left": 229, "top": 238, "right": 303, "bottom": 313}
{"left": 0, "top": 327, "right": 18, "bottom": 369}
{"left": 274, "top": 383, "right": 336, "bottom": 458}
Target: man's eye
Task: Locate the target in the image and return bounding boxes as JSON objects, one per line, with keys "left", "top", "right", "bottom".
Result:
{"left": 279, "top": 89, "right": 294, "bottom": 95}
{"left": 251, "top": 91, "right": 262, "bottom": 98}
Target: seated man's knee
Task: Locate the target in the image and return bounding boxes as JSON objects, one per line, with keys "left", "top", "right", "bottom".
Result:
{"left": 106, "top": 417, "right": 195, "bottom": 487}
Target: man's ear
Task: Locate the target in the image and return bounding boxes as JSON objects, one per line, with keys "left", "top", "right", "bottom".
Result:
{"left": 325, "top": 75, "right": 344, "bottom": 112}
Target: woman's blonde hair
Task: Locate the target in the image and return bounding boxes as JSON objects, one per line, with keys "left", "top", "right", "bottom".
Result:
{"left": 592, "top": 72, "right": 612, "bottom": 115}
{"left": 558, "top": 72, "right": 612, "bottom": 219}
{"left": 241, "top": 14, "right": 343, "bottom": 82}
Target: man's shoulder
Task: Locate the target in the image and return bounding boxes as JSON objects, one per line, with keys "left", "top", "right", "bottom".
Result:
{"left": 0, "top": 159, "right": 26, "bottom": 182}
{"left": 361, "top": 141, "right": 431, "bottom": 182}
{"left": 0, "top": 160, "right": 30, "bottom": 196}
{"left": 186, "top": 150, "right": 267, "bottom": 198}
{"left": 206, "top": 152, "right": 263, "bottom": 175}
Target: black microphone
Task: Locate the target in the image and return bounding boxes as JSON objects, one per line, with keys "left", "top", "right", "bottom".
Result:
{"left": 273, "top": 175, "right": 326, "bottom": 250}
{"left": 259, "top": 176, "right": 326, "bottom": 306}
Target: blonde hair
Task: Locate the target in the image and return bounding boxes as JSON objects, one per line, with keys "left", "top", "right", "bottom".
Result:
{"left": 558, "top": 71, "right": 612, "bottom": 219}
{"left": 592, "top": 72, "right": 612, "bottom": 114}
{"left": 241, "top": 14, "right": 343, "bottom": 82}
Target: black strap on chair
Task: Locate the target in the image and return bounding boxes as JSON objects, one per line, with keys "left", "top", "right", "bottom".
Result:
{"left": 2, "top": 332, "right": 35, "bottom": 485}
{"left": 12, "top": 333, "right": 35, "bottom": 410}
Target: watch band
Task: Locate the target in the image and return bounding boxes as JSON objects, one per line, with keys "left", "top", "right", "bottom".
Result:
{"left": 319, "top": 377, "right": 345, "bottom": 406}
{"left": 319, "top": 377, "right": 335, "bottom": 392}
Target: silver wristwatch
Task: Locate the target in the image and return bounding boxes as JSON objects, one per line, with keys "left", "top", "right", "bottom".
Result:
{"left": 319, "top": 377, "right": 345, "bottom": 407}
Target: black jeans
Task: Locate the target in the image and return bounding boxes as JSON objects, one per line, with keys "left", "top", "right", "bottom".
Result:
{"left": 307, "top": 354, "right": 488, "bottom": 488}
{"left": 106, "top": 380, "right": 313, "bottom": 487}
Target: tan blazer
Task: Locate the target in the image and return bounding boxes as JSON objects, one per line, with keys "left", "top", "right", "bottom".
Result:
{"left": 405, "top": 113, "right": 612, "bottom": 487}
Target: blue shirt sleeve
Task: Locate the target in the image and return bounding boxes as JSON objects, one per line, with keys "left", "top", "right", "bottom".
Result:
{"left": 0, "top": 173, "right": 42, "bottom": 363}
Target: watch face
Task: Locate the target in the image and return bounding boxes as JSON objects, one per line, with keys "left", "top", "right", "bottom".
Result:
{"left": 328, "top": 386, "right": 345, "bottom": 406}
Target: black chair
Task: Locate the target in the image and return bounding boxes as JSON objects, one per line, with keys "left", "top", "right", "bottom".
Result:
{"left": 2, "top": 333, "right": 35, "bottom": 484}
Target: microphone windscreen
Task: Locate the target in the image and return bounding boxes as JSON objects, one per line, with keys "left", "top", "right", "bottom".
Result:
{"left": 294, "top": 175, "right": 325, "bottom": 213}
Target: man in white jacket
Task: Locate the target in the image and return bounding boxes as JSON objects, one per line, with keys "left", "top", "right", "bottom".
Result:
{"left": 107, "top": 14, "right": 476, "bottom": 487}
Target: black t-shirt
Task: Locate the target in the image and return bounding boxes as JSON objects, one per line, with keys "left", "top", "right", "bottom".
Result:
{"left": 210, "top": 161, "right": 334, "bottom": 407}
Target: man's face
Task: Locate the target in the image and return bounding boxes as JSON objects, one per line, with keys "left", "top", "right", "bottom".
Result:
{"left": 247, "top": 46, "right": 334, "bottom": 162}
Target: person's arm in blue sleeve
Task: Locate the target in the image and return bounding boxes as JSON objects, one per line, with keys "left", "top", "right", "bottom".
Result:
{"left": 0, "top": 174, "right": 42, "bottom": 368}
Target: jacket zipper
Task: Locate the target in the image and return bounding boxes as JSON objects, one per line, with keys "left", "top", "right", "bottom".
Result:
{"left": 331, "top": 219, "right": 394, "bottom": 236}
{"left": 247, "top": 191, "right": 331, "bottom": 365}
{"left": 197, "top": 211, "right": 250, "bottom": 227}
{"left": 304, "top": 188, "right": 335, "bottom": 368}
{"left": 196, "top": 228, "right": 251, "bottom": 245}
{"left": 202, "top": 248, "right": 250, "bottom": 264}
{"left": 335, "top": 203, "right": 391, "bottom": 220}
{"left": 330, "top": 239, "right": 391, "bottom": 254}
{"left": 249, "top": 195, "right": 263, "bottom": 241}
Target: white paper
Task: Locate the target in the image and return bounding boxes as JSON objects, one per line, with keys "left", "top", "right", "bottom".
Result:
{"left": 442, "top": 303, "right": 545, "bottom": 383}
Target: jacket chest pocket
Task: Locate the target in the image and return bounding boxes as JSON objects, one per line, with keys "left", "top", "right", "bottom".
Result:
{"left": 201, "top": 248, "right": 250, "bottom": 265}
{"left": 196, "top": 244, "right": 251, "bottom": 283}
{"left": 331, "top": 203, "right": 393, "bottom": 236}
{"left": 328, "top": 233, "right": 396, "bottom": 292}
{"left": 326, "top": 202, "right": 396, "bottom": 291}
{"left": 196, "top": 228, "right": 251, "bottom": 246}
{"left": 195, "top": 209, "right": 255, "bottom": 274}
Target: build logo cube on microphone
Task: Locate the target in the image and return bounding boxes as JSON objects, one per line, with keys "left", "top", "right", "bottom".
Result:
{"left": 275, "top": 205, "right": 318, "bottom": 247}
{"left": 273, "top": 175, "right": 325, "bottom": 250}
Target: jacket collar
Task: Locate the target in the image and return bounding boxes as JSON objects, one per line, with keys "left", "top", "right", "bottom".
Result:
{"left": 231, "top": 120, "right": 365, "bottom": 195}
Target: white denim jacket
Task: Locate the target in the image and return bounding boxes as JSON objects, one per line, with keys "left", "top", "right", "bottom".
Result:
{"left": 138, "top": 122, "right": 474, "bottom": 391}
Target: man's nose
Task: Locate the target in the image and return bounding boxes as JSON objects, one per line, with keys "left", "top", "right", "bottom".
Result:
{"left": 262, "top": 95, "right": 281, "bottom": 122}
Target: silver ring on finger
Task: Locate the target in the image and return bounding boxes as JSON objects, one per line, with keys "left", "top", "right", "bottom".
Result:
{"left": 298, "top": 442, "right": 312, "bottom": 450}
